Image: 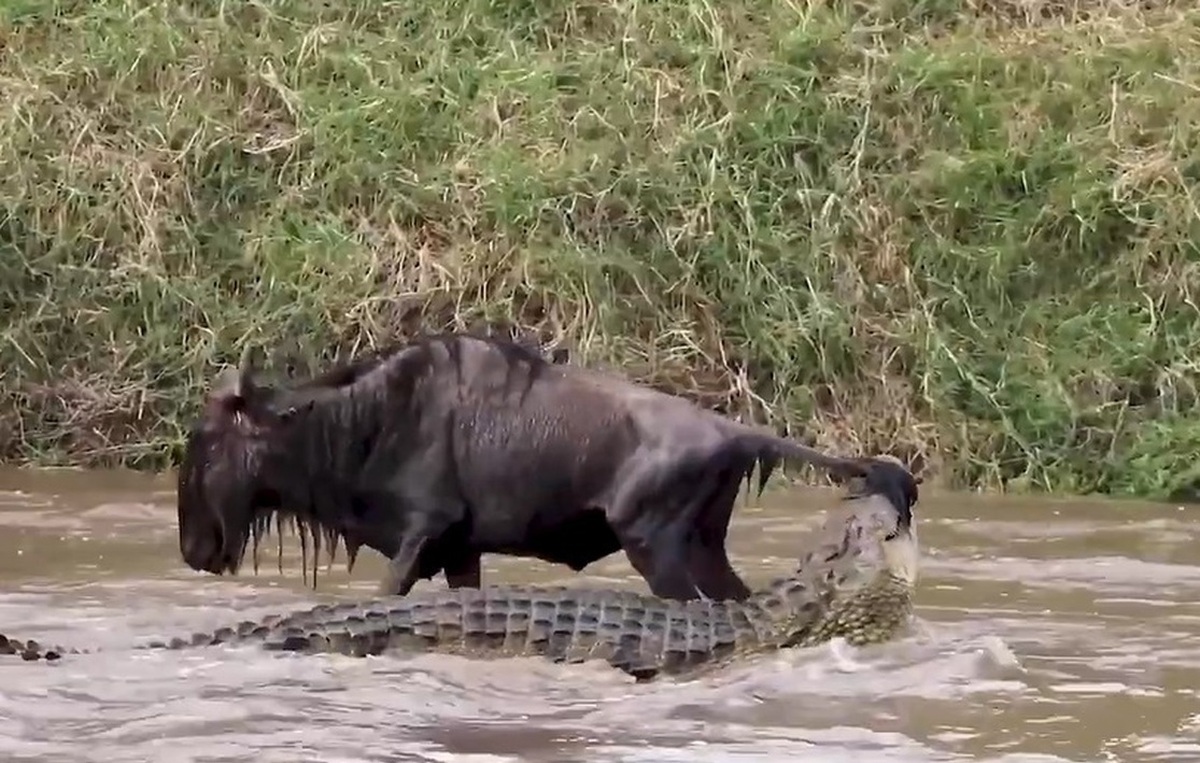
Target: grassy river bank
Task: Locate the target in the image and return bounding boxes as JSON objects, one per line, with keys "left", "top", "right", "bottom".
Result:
{"left": 1, "top": 1, "right": 1199, "bottom": 498}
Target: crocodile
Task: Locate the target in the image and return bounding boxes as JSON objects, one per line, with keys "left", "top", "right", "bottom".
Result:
{"left": 0, "top": 457, "right": 921, "bottom": 681}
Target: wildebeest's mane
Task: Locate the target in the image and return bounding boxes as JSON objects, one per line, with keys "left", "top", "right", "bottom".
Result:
{"left": 239, "top": 331, "right": 562, "bottom": 587}
{"left": 290, "top": 350, "right": 392, "bottom": 391}
{"left": 283, "top": 331, "right": 556, "bottom": 396}
{"left": 290, "top": 331, "right": 558, "bottom": 413}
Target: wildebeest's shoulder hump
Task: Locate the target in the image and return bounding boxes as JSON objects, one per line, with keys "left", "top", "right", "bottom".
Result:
{"left": 540, "top": 365, "right": 720, "bottom": 451}
{"left": 418, "top": 331, "right": 549, "bottom": 364}
{"left": 555, "top": 364, "right": 682, "bottom": 404}
{"left": 413, "top": 332, "right": 549, "bottom": 377}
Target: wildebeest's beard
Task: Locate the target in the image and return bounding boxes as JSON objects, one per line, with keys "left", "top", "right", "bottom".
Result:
{"left": 240, "top": 500, "right": 361, "bottom": 590}
{"left": 227, "top": 375, "right": 391, "bottom": 589}
{"left": 213, "top": 425, "right": 370, "bottom": 590}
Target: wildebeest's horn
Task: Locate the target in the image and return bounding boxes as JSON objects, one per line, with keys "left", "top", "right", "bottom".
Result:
{"left": 236, "top": 344, "right": 256, "bottom": 395}
{"left": 211, "top": 344, "right": 257, "bottom": 401}
{"left": 212, "top": 367, "right": 241, "bottom": 399}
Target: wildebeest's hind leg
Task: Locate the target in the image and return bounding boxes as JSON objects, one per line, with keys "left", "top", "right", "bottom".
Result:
{"left": 685, "top": 466, "right": 752, "bottom": 601}
{"left": 608, "top": 464, "right": 708, "bottom": 601}
{"left": 618, "top": 522, "right": 698, "bottom": 601}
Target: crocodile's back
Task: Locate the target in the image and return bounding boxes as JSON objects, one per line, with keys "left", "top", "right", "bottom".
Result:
{"left": 261, "top": 586, "right": 762, "bottom": 679}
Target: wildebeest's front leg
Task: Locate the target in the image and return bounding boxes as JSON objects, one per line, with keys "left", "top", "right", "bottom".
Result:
{"left": 616, "top": 515, "right": 698, "bottom": 601}
{"left": 381, "top": 535, "right": 430, "bottom": 597}
{"left": 357, "top": 447, "right": 468, "bottom": 597}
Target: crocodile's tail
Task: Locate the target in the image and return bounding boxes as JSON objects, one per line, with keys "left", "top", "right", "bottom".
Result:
{"left": 0, "top": 613, "right": 293, "bottom": 664}
{"left": 0, "top": 633, "right": 80, "bottom": 661}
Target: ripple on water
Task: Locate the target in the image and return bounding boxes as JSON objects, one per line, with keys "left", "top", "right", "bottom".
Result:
{"left": 2, "top": 482, "right": 1200, "bottom": 762}
{"left": 0, "top": 619, "right": 1034, "bottom": 763}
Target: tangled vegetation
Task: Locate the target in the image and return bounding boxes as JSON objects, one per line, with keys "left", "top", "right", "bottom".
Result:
{"left": 2, "top": 0, "right": 1199, "bottom": 498}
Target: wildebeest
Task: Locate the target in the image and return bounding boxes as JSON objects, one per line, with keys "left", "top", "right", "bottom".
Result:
{"left": 176, "top": 332, "right": 879, "bottom": 602}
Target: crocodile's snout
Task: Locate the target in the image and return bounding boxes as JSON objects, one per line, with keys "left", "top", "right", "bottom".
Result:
{"left": 881, "top": 523, "right": 920, "bottom": 585}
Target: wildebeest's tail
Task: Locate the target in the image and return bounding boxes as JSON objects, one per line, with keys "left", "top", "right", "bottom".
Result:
{"left": 721, "top": 420, "right": 875, "bottom": 499}
{"left": 727, "top": 424, "right": 920, "bottom": 528}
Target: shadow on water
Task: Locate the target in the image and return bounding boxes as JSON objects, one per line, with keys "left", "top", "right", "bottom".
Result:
{"left": 0, "top": 468, "right": 1198, "bottom": 762}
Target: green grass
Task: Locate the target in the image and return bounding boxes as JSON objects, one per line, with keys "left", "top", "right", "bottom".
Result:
{"left": 2, "top": 0, "right": 1199, "bottom": 499}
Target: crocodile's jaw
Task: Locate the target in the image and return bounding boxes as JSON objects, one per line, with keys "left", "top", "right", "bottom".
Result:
{"left": 882, "top": 523, "right": 920, "bottom": 587}
{"left": 772, "top": 519, "right": 920, "bottom": 651}
{"left": 842, "top": 523, "right": 919, "bottom": 646}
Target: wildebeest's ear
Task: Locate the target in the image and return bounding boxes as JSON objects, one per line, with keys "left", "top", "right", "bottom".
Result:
{"left": 210, "top": 366, "right": 242, "bottom": 400}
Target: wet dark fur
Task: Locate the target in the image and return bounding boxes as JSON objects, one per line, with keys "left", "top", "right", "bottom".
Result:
{"left": 177, "top": 332, "right": 877, "bottom": 602}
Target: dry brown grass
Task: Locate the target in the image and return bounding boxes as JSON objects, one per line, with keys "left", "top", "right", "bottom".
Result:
{"left": 2, "top": 0, "right": 1199, "bottom": 497}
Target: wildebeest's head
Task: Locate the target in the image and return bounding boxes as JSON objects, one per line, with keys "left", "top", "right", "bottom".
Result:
{"left": 176, "top": 351, "right": 295, "bottom": 576}
{"left": 177, "top": 345, "right": 391, "bottom": 583}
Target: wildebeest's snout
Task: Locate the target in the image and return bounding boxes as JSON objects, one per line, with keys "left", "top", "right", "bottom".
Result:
{"left": 176, "top": 450, "right": 244, "bottom": 575}
{"left": 179, "top": 518, "right": 226, "bottom": 573}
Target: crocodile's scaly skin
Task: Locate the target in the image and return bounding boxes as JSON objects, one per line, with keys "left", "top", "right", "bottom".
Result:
{"left": 0, "top": 487, "right": 919, "bottom": 681}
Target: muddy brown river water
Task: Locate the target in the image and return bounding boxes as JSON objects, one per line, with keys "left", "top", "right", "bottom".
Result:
{"left": 0, "top": 468, "right": 1197, "bottom": 762}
